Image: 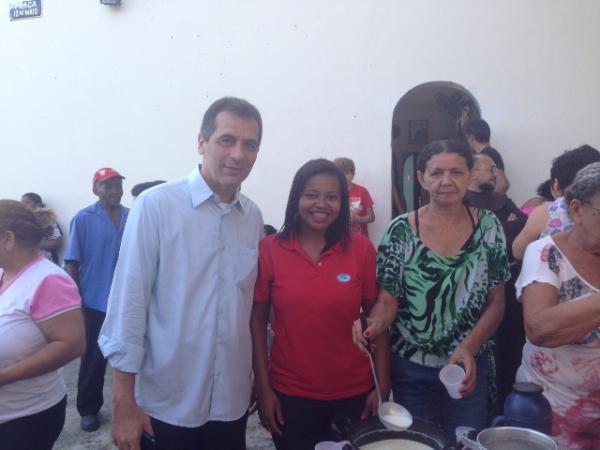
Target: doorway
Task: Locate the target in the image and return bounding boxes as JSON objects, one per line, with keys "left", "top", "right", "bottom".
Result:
{"left": 391, "top": 82, "right": 480, "bottom": 216}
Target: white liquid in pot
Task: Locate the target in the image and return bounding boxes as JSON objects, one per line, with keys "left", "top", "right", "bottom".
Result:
{"left": 360, "top": 439, "right": 434, "bottom": 450}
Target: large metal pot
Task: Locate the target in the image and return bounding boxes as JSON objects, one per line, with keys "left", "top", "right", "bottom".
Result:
{"left": 456, "top": 426, "right": 557, "bottom": 450}
{"left": 332, "top": 415, "right": 447, "bottom": 449}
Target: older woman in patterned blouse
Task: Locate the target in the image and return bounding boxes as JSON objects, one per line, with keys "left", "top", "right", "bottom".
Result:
{"left": 515, "top": 162, "right": 600, "bottom": 449}
{"left": 354, "top": 140, "right": 510, "bottom": 445}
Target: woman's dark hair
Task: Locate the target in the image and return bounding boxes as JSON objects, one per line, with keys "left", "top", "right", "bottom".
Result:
{"left": 0, "top": 199, "right": 55, "bottom": 249}
{"left": 465, "top": 119, "right": 491, "bottom": 143}
{"left": 550, "top": 144, "right": 600, "bottom": 191}
{"left": 263, "top": 224, "right": 277, "bottom": 236}
{"left": 279, "top": 159, "right": 350, "bottom": 251}
{"left": 416, "top": 139, "right": 474, "bottom": 173}
{"left": 131, "top": 180, "right": 166, "bottom": 197}
{"left": 536, "top": 179, "right": 554, "bottom": 201}
{"left": 22, "top": 192, "right": 45, "bottom": 207}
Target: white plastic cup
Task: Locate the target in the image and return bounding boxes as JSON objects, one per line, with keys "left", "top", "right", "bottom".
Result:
{"left": 439, "top": 364, "right": 465, "bottom": 399}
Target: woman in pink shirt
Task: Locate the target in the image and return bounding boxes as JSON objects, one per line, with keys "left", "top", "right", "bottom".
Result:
{"left": 0, "top": 200, "right": 84, "bottom": 450}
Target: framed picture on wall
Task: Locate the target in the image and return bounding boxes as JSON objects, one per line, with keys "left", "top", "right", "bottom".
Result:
{"left": 408, "top": 119, "right": 429, "bottom": 145}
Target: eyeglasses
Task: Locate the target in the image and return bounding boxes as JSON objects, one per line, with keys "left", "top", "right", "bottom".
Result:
{"left": 474, "top": 165, "right": 497, "bottom": 174}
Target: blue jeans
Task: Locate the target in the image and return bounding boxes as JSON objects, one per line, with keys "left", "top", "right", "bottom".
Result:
{"left": 391, "top": 354, "right": 490, "bottom": 446}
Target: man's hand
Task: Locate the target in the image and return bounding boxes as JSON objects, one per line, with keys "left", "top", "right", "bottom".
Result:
{"left": 112, "top": 396, "right": 154, "bottom": 450}
{"left": 256, "top": 387, "right": 284, "bottom": 436}
{"left": 112, "top": 370, "right": 154, "bottom": 450}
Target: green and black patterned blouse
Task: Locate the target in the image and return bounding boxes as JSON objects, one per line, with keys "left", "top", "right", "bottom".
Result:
{"left": 377, "top": 209, "right": 510, "bottom": 368}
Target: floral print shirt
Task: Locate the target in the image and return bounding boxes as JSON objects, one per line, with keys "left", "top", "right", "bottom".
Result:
{"left": 541, "top": 197, "right": 572, "bottom": 237}
{"left": 516, "top": 236, "right": 600, "bottom": 449}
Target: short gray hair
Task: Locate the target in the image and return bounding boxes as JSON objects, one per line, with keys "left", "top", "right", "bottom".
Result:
{"left": 564, "top": 162, "right": 600, "bottom": 204}
{"left": 200, "top": 97, "right": 262, "bottom": 144}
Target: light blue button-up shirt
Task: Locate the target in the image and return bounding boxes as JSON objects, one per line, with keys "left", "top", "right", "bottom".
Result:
{"left": 99, "top": 167, "right": 262, "bottom": 427}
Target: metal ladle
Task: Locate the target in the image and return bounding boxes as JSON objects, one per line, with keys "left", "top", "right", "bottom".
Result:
{"left": 360, "top": 314, "right": 413, "bottom": 431}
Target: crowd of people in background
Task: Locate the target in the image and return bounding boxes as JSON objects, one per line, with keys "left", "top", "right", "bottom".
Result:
{"left": 1, "top": 98, "right": 599, "bottom": 450}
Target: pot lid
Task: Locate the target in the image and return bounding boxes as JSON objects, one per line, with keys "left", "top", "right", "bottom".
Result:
{"left": 512, "top": 382, "right": 543, "bottom": 394}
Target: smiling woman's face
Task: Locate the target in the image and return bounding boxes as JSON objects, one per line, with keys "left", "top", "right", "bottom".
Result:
{"left": 298, "top": 173, "right": 342, "bottom": 235}
{"left": 418, "top": 152, "right": 471, "bottom": 207}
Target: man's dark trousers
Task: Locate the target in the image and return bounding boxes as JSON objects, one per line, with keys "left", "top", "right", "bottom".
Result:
{"left": 77, "top": 307, "right": 108, "bottom": 416}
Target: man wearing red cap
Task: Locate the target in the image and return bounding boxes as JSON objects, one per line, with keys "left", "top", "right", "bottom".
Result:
{"left": 64, "top": 167, "right": 129, "bottom": 432}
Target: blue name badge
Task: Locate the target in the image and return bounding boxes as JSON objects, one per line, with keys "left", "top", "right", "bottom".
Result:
{"left": 336, "top": 273, "right": 351, "bottom": 283}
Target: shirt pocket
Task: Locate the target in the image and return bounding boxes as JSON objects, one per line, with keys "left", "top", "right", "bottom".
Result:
{"left": 235, "top": 246, "right": 259, "bottom": 292}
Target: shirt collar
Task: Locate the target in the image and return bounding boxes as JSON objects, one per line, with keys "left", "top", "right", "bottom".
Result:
{"left": 280, "top": 234, "right": 343, "bottom": 257}
{"left": 94, "top": 202, "right": 127, "bottom": 227}
{"left": 188, "top": 166, "right": 247, "bottom": 214}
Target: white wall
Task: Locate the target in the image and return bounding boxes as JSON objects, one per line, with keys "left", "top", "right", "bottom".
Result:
{"left": 2, "top": 0, "right": 599, "bottom": 246}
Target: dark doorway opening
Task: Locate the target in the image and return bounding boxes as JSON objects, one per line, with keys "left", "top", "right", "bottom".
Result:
{"left": 391, "top": 82, "right": 480, "bottom": 216}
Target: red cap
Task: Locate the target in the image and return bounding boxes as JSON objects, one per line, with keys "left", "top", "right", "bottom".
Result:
{"left": 93, "top": 167, "right": 125, "bottom": 184}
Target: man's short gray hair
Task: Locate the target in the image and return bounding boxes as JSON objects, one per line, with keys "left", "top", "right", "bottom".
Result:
{"left": 200, "top": 97, "right": 262, "bottom": 144}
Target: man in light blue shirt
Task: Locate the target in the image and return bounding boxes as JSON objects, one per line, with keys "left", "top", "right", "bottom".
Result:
{"left": 64, "top": 167, "right": 129, "bottom": 432}
{"left": 99, "top": 97, "right": 263, "bottom": 450}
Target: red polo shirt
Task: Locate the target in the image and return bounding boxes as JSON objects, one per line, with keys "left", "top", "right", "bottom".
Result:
{"left": 254, "top": 233, "right": 378, "bottom": 400}
{"left": 349, "top": 183, "right": 374, "bottom": 237}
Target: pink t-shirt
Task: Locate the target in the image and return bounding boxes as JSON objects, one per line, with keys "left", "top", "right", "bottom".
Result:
{"left": 0, "top": 257, "right": 81, "bottom": 423}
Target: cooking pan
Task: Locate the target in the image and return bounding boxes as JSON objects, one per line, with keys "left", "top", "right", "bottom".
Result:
{"left": 456, "top": 426, "right": 557, "bottom": 450}
{"left": 332, "top": 415, "right": 447, "bottom": 449}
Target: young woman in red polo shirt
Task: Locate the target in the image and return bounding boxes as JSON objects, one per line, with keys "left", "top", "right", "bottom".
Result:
{"left": 251, "top": 159, "right": 390, "bottom": 450}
